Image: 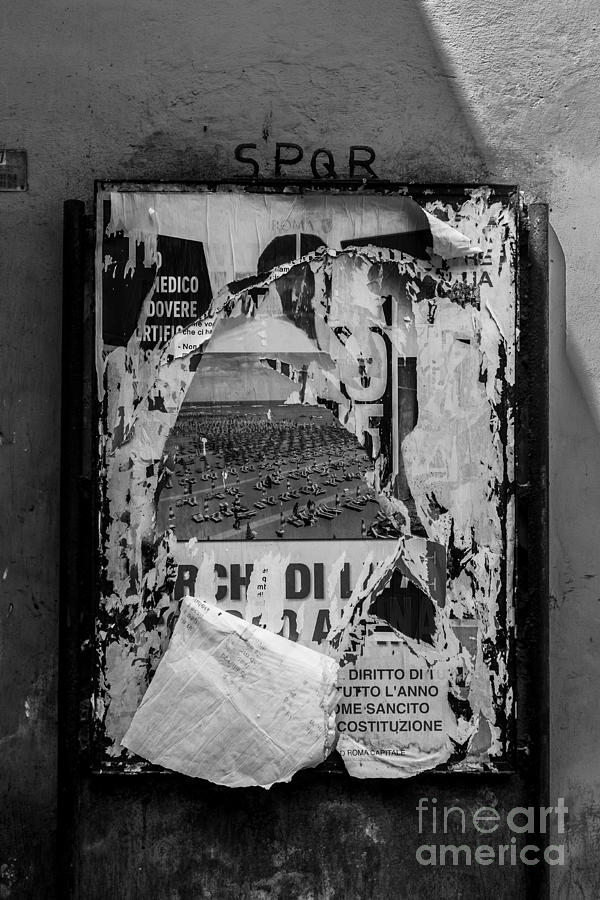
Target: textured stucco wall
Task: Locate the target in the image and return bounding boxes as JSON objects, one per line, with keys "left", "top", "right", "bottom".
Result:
{"left": 0, "top": 0, "right": 598, "bottom": 897}
{"left": 420, "top": 5, "right": 600, "bottom": 896}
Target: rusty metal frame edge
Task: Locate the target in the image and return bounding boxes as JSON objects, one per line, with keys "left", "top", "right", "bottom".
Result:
{"left": 518, "top": 202, "right": 550, "bottom": 898}
{"left": 95, "top": 178, "right": 518, "bottom": 191}
{"left": 58, "top": 199, "right": 87, "bottom": 899}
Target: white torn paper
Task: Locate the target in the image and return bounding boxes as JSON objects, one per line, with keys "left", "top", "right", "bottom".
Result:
{"left": 122, "top": 596, "right": 339, "bottom": 787}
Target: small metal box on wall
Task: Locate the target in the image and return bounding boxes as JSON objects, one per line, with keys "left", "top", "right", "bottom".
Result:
{"left": 60, "top": 182, "right": 548, "bottom": 796}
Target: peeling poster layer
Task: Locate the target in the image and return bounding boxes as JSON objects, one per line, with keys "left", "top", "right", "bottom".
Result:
{"left": 95, "top": 186, "right": 517, "bottom": 786}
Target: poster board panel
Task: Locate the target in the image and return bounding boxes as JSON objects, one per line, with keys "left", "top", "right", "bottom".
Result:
{"left": 94, "top": 183, "right": 518, "bottom": 784}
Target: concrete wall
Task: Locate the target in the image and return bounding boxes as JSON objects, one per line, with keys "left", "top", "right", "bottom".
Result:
{"left": 1, "top": 0, "right": 599, "bottom": 896}
{"left": 420, "top": 5, "right": 600, "bottom": 895}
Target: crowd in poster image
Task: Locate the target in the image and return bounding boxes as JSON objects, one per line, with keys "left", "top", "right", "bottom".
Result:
{"left": 156, "top": 403, "right": 404, "bottom": 541}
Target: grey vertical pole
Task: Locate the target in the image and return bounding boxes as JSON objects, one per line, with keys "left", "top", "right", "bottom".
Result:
{"left": 58, "top": 199, "right": 86, "bottom": 900}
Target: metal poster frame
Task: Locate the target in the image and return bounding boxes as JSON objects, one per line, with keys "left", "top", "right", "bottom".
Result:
{"left": 58, "top": 182, "right": 548, "bottom": 796}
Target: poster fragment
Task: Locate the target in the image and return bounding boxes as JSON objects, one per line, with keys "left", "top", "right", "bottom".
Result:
{"left": 122, "top": 597, "right": 338, "bottom": 787}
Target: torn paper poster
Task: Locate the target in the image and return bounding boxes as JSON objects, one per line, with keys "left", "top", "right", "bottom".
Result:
{"left": 335, "top": 640, "right": 453, "bottom": 778}
{"left": 94, "top": 185, "right": 518, "bottom": 783}
{"left": 122, "top": 596, "right": 338, "bottom": 787}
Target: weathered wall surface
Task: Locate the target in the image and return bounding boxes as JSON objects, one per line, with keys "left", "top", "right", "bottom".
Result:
{"left": 0, "top": 0, "right": 598, "bottom": 897}
{"left": 420, "top": 5, "right": 600, "bottom": 896}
